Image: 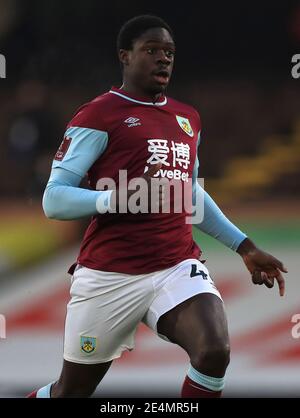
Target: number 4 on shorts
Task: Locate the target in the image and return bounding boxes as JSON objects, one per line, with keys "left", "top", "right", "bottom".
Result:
{"left": 190, "top": 264, "right": 208, "bottom": 280}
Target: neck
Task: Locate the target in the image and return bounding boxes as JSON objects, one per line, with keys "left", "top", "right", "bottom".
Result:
{"left": 120, "top": 81, "right": 163, "bottom": 102}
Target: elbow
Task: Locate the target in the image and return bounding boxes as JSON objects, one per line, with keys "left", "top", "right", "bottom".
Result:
{"left": 43, "top": 208, "right": 57, "bottom": 220}
{"left": 42, "top": 188, "right": 61, "bottom": 220}
{"left": 42, "top": 197, "right": 56, "bottom": 219}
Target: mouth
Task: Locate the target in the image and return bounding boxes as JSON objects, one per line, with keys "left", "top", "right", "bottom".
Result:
{"left": 152, "top": 70, "right": 170, "bottom": 85}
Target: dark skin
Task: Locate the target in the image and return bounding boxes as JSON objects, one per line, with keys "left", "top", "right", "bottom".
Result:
{"left": 119, "top": 27, "right": 175, "bottom": 101}
{"left": 51, "top": 27, "right": 287, "bottom": 397}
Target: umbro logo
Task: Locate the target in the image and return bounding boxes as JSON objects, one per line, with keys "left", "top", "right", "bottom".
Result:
{"left": 124, "top": 117, "right": 141, "bottom": 127}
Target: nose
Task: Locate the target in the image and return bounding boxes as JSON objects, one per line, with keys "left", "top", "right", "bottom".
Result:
{"left": 155, "top": 49, "right": 172, "bottom": 65}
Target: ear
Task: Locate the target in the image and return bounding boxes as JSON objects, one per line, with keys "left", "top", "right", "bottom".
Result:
{"left": 119, "top": 49, "right": 130, "bottom": 66}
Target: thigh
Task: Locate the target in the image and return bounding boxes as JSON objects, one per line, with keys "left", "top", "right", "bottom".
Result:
{"left": 143, "top": 259, "right": 224, "bottom": 342}
{"left": 64, "top": 266, "right": 153, "bottom": 364}
{"left": 157, "top": 292, "right": 229, "bottom": 351}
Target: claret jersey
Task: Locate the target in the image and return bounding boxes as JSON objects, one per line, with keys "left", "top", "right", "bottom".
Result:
{"left": 54, "top": 86, "right": 202, "bottom": 274}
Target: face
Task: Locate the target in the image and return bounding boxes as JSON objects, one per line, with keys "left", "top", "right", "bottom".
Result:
{"left": 119, "top": 27, "right": 175, "bottom": 96}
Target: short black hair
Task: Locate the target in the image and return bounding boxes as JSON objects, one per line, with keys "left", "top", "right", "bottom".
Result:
{"left": 117, "top": 15, "right": 174, "bottom": 51}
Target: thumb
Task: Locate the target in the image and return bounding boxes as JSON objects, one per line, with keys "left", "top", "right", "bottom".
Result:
{"left": 145, "top": 162, "right": 162, "bottom": 177}
{"left": 274, "top": 258, "right": 288, "bottom": 273}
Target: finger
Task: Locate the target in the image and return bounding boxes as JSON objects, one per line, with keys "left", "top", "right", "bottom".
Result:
{"left": 275, "top": 270, "right": 285, "bottom": 297}
{"left": 269, "top": 257, "right": 288, "bottom": 273}
{"left": 145, "top": 162, "right": 162, "bottom": 177}
{"left": 265, "top": 267, "right": 279, "bottom": 276}
{"left": 252, "top": 270, "right": 263, "bottom": 285}
{"left": 263, "top": 273, "right": 274, "bottom": 289}
{"left": 275, "top": 259, "right": 288, "bottom": 273}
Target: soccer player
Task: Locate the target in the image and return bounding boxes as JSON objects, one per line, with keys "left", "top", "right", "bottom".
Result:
{"left": 28, "top": 15, "right": 287, "bottom": 398}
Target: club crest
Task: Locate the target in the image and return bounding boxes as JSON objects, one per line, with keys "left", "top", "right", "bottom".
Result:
{"left": 54, "top": 136, "right": 72, "bottom": 161}
{"left": 176, "top": 115, "right": 194, "bottom": 137}
{"left": 80, "top": 336, "right": 97, "bottom": 354}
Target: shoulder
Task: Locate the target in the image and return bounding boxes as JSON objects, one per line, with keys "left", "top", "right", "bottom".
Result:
{"left": 167, "top": 96, "right": 201, "bottom": 132}
{"left": 67, "top": 91, "right": 117, "bottom": 131}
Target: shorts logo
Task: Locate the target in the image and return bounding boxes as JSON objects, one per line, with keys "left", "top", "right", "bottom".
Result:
{"left": 80, "top": 336, "right": 97, "bottom": 354}
{"left": 176, "top": 115, "right": 194, "bottom": 137}
{"left": 54, "top": 136, "right": 72, "bottom": 161}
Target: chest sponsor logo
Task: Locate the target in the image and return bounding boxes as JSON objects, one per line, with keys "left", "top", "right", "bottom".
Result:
{"left": 54, "top": 136, "right": 72, "bottom": 161}
{"left": 176, "top": 115, "right": 194, "bottom": 137}
{"left": 145, "top": 139, "right": 191, "bottom": 182}
{"left": 124, "top": 117, "right": 141, "bottom": 127}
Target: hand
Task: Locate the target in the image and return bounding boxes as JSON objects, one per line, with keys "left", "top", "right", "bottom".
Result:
{"left": 237, "top": 238, "right": 288, "bottom": 297}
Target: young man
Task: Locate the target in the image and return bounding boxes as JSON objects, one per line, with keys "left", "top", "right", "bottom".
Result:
{"left": 28, "top": 15, "right": 287, "bottom": 398}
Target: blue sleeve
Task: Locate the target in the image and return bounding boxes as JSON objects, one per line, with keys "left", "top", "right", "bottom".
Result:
{"left": 42, "top": 126, "right": 112, "bottom": 220}
{"left": 192, "top": 132, "right": 247, "bottom": 251}
{"left": 52, "top": 126, "right": 108, "bottom": 176}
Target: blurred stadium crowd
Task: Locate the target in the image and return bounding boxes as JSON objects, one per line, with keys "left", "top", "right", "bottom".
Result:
{"left": 0, "top": 1, "right": 299, "bottom": 398}
{"left": 0, "top": 1, "right": 299, "bottom": 274}
{"left": 0, "top": 0, "right": 299, "bottom": 200}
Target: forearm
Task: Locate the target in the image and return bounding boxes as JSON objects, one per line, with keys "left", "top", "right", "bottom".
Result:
{"left": 43, "top": 184, "right": 107, "bottom": 220}
{"left": 194, "top": 184, "right": 247, "bottom": 251}
{"left": 42, "top": 168, "right": 112, "bottom": 220}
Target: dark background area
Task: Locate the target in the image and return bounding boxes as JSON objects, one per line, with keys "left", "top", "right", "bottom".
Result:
{"left": 0, "top": 0, "right": 299, "bottom": 198}
{"left": 1, "top": 0, "right": 299, "bottom": 84}
{"left": 0, "top": 0, "right": 300, "bottom": 399}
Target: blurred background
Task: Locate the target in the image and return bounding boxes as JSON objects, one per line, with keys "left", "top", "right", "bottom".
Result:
{"left": 0, "top": 0, "right": 299, "bottom": 397}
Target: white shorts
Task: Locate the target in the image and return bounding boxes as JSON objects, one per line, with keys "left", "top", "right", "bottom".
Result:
{"left": 63, "top": 258, "right": 222, "bottom": 364}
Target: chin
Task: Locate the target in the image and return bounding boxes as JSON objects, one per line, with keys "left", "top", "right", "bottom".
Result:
{"left": 149, "top": 83, "right": 168, "bottom": 96}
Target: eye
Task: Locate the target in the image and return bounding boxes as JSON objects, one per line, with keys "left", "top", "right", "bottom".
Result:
{"left": 146, "top": 48, "right": 154, "bottom": 54}
{"left": 165, "top": 50, "right": 175, "bottom": 58}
